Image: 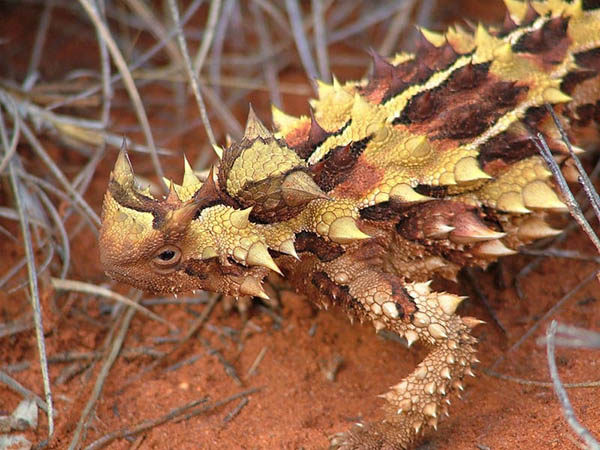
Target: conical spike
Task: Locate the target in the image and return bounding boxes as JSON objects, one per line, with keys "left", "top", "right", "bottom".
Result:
{"left": 542, "top": 87, "right": 572, "bottom": 104}
{"left": 474, "top": 22, "right": 493, "bottom": 45}
{"left": 497, "top": 191, "right": 531, "bottom": 214}
{"left": 517, "top": 217, "right": 562, "bottom": 240}
{"left": 332, "top": 75, "right": 342, "bottom": 90}
{"left": 523, "top": 1, "right": 540, "bottom": 23}
{"left": 425, "top": 381, "right": 437, "bottom": 395}
{"left": 405, "top": 330, "right": 419, "bottom": 347}
{"left": 307, "top": 108, "right": 331, "bottom": 145}
{"left": 165, "top": 180, "right": 181, "bottom": 204}
{"left": 162, "top": 177, "right": 173, "bottom": 191}
{"left": 281, "top": 171, "right": 329, "bottom": 207}
{"left": 230, "top": 207, "right": 253, "bottom": 229}
{"left": 201, "top": 246, "right": 218, "bottom": 259}
{"left": 405, "top": 135, "right": 429, "bottom": 155}
{"left": 504, "top": 0, "right": 528, "bottom": 22}
{"left": 244, "top": 105, "right": 272, "bottom": 140}
{"left": 522, "top": 181, "right": 568, "bottom": 211}
{"left": 450, "top": 214, "right": 506, "bottom": 244}
{"left": 413, "top": 280, "right": 432, "bottom": 296}
{"left": 390, "top": 183, "right": 433, "bottom": 203}
{"left": 429, "top": 417, "right": 439, "bottom": 430}
{"left": 454, "top": 157, "right": 492, "bottom": 183}
{"left": 474, "top": 240, "right": 517, "bottom": 257}
{"left": 425, "top": 223, "right": 455, "bottom": 239}
{"left": 438, "top": 293, "right": 465, "bottom": 316}
{"left": 368, "top": 48, "right": 394, "bottom": 82}
{"left": 415, "top": 27, "right": 437, "bottom": 53}
{"left": 239, "top": 277, "right": 270, "bottom": 300}
{"left": 279, "top": 239, "right": 299, "bottom": 260}
{"left": 441, "top": 367, "right": 452, "bottom": 380}
{"left": 462, "top": 316, "right": 486, "bottom": 329}
{"left": 424, "top": 403, "right": 437, "bottom": 418}
{"left": 246, "top": 242, "right": 282, "bottom": 275}
{"left": 327, "top": 217, "right": 371, "bottom": 244}
{"left": 351, "top": 92, "right": 377, "bottom": 119}
{"left": 419, "top": 27, "right": 446, "bottom": 47}
{"left": 502, "top": 10, "right": 518, "bottom": 32}
{"left": 211, "top": 144, "right": 223, "bottom": 159}
{"left": 139, "top": 185, "right": 154, "bottom": 198}
{"left": 112, "top": 148, "right": 135, "bottom": 186}
{"left": 446, "top": 25, "right": 475, "bottom": 53}
{"left": 182, "top": 155, "right": 201, "bottom": 187}
{"left": 413, "top": 421, "right": 422, "bottom": 434}
{"left": 271, "top": 105, "right": 300, "bottom": 132}
{"left": 165, "top": 199, "right": 198, "bottom": 233}
{"left": 316, "top": 79, "right": 335, "bottom": 99}
{"left": 373, "top": 320, "right": 386, "bottom": 332}
{"left": 429, "top": 323, "right": 448, "bottom": 339}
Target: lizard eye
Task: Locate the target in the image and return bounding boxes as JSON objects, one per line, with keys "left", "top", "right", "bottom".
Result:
{"left": 152, "top": 245, "right": 182, "bottom": 273}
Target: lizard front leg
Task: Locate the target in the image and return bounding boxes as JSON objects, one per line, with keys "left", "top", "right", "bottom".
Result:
{"left": 317, "top": 255, "right": 481, "bottom": 450}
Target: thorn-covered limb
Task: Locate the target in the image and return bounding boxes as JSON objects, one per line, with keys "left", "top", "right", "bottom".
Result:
{"left": 331, "top": 281, "right": 480, "bottom": 449}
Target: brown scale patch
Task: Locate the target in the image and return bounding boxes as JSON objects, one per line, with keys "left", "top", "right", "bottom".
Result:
{"left": 283, "top": 119, "right": 310, "bottom": 148}
{"left": 183, "top": 259, "right": 213, "bottom": 280}
{"left": 294, "top": 231, "right": 344, "bottom": 262}
{"left": 574, "top": 103, "right": 596, "bottom": 126}
{"left": 330, "top": 158, "right": 384, "bottom": 200}
{"left": 478, "top": 97, "right": 592, "bottom": 170}
{"left": 380, "top": 273, "right": 416, "bottom": 319}
{"left": 561, "top": 70, "right": 598, "bottom": 94}
{"left": 394, "top": 62, "right": 527, "bottom": 141}
{"left": 394, "top": 200, "right": 496, "bottom": 267}
{"left": 396, "top": 201, "right": 471, "bottom": 241}
{"left": 311, "top": 136, "right": 372, "bottom": 192}
{"left": 361, "top": 34, "right": 461, "bottom": 104}
{"left": 499, "top": 10, "right": 519, "bottom": 35}
{"left": 478, "top": 130, "right": 540, "bottom": 170}
{"left": 445, "top": 62, "right": 490, "bottom": 92}
{"left": 522, "top": 1, "right": 541, "bottom": 25}
{"left": 360, "top": 202, "right": 401, "bottom": 222}
{"left": 414, "top": 184, "right": 449, "bottom": 198}
{"left": 234, "top": 171, "right": 308, "bottom": 224}
{"left": 575, "top": 48, "right": 600, "bottom": 71}
{"left": 360, "top": 52, "right": 412, "bottom": 104}
{"left": 513, "top": 16, "right": 570, "bottom": 65}
{"left": 583, "top": 0, "right": 600, "bottom": 10}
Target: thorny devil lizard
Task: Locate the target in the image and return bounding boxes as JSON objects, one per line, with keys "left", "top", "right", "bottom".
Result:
{"left": 99, "top": 1, "right": 600, "bottom": 448}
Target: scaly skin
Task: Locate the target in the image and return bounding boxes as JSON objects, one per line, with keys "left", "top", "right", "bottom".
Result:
{"left": 99, "top": 1, "right": 600, "bottom": 448}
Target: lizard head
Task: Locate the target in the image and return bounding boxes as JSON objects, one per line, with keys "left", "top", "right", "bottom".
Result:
{"left": 99, "top": 108, "right": 342, "bottom": 298}
{"left": 100, "top": 148, "right": 278, "bottom": 299}
{"left": 100, "top": 149, "right": 275, "bottom": 298}
{"left": 99, "top": 149, "right": 211, "bottom": 293}
{"left": 98, "top": 142, "right": 302, "bottom": 299}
